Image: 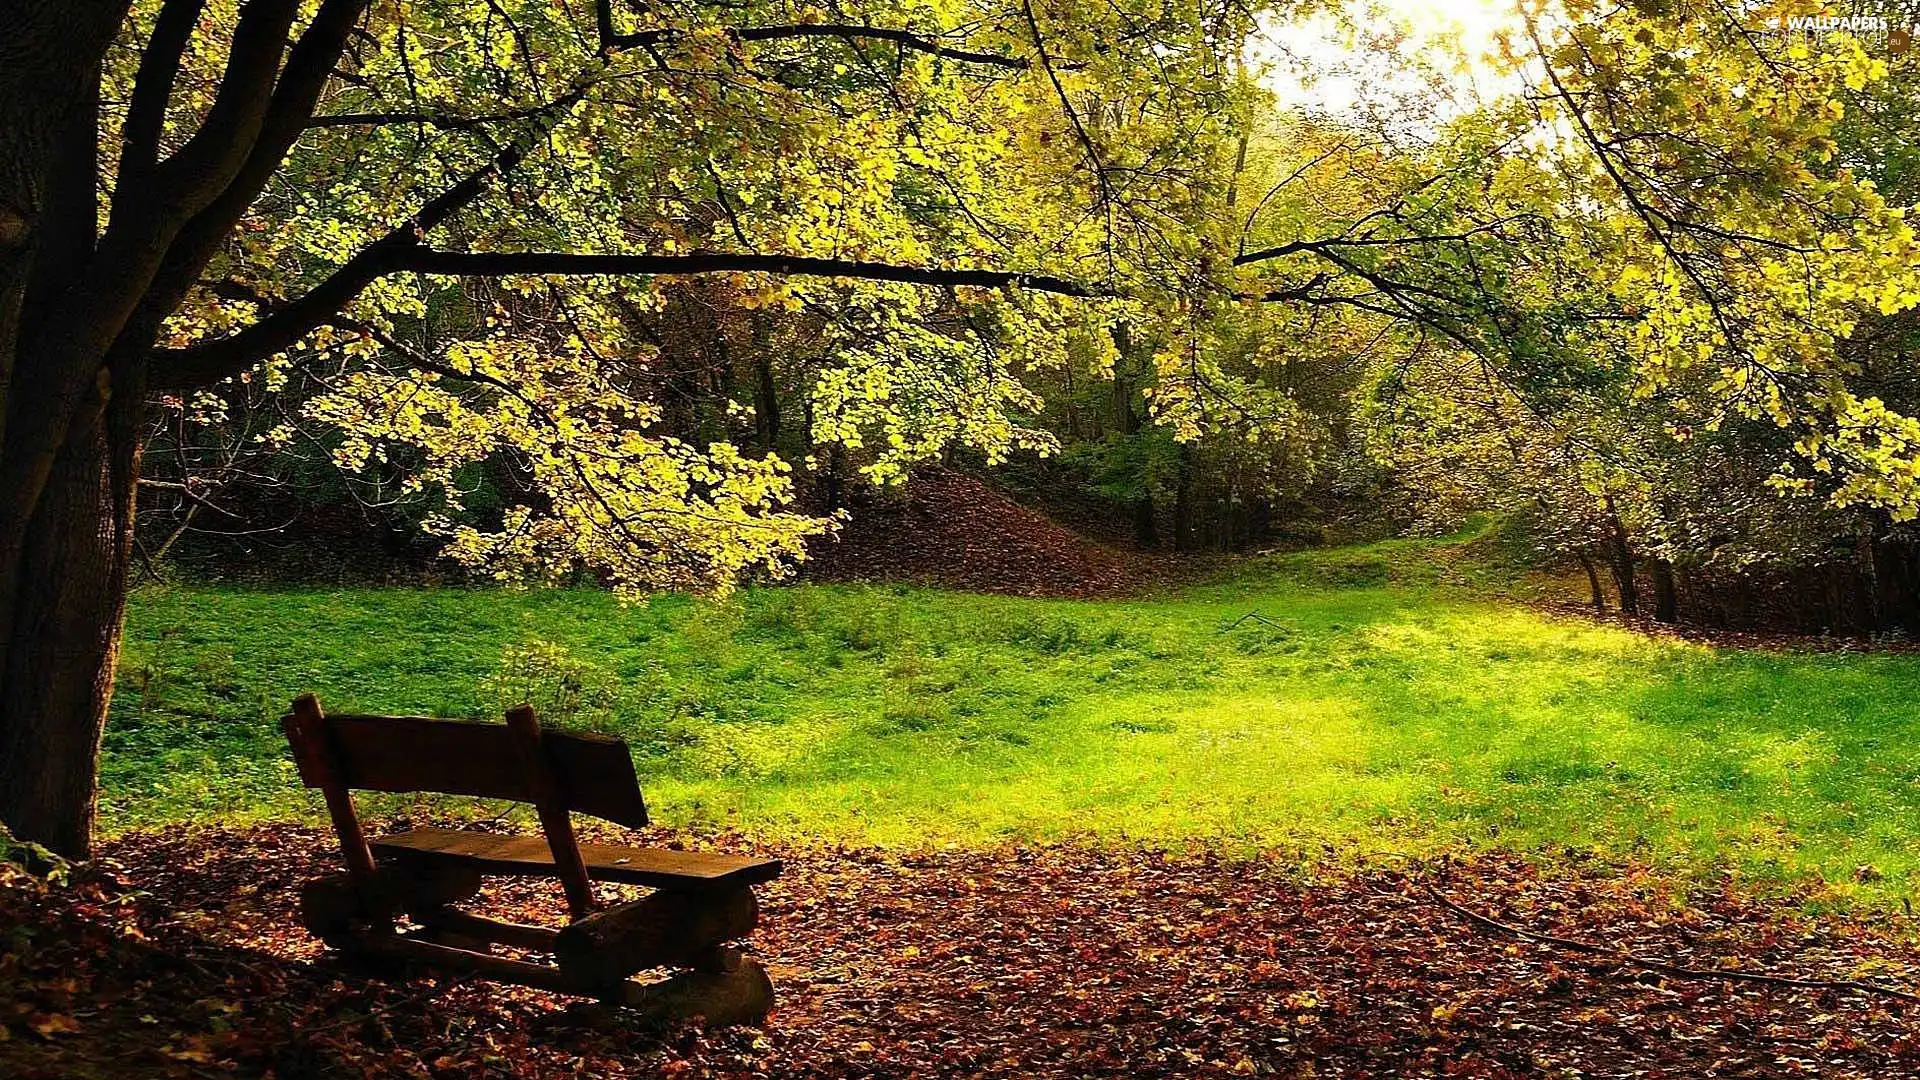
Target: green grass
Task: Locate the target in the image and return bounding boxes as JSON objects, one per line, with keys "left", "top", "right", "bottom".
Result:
{"left": 105, "top": 535, "right": 1920, "bottom": 906}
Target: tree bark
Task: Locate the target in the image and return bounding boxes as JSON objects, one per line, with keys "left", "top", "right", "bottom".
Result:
{"left": 1577, "top": 550, "right": 1606, "bottom": 612}
{"left": 0, "top": 367, "right": 143, "bottom": 857}
{"left": 1650, "top": 559, "right": 1677, "bottom": 624}
{"left": 0, "top": 1, "right": 134, "bottom": 857}
{"left": 1603, "top": 498, "right": 1638, "bottom": 616}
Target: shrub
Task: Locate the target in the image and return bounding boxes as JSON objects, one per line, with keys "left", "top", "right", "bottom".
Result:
{"left": 481, "top": 637, "right": 617, "bottom": 730}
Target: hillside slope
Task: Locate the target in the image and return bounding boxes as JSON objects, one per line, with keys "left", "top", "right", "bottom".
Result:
{"left": 802, "top": 467, "right": 1151, "bottom": 597}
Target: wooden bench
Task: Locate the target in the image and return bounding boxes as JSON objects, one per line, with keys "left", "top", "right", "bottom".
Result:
{"left": 282, "top": 693, "right": 781, "bottom": 1024}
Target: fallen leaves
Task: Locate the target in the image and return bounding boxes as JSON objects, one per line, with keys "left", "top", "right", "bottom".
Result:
{"left": 2, "top": 825, "right": 1919, "bottom": 1077}
{"left": 803, "top": 467, "right": 1164, "bottom": 598}
{"left": 25, "top": 1013, "right": 79, "bottom": 1039}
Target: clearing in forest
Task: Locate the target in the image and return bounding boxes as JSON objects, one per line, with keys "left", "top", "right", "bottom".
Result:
{"left": 107, "top": 535, "right": 1920, "bottom": 906}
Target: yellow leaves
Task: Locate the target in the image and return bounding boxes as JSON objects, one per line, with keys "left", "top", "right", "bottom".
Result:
{"left": 307, "top": 325, "right": 828, "bottom": 595}
{"left": 1842, "top": 55, "right": 1887, "bottom": 93}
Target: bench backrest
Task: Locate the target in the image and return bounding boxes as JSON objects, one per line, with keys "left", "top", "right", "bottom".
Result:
{"left": 284, "top": 711, "right": 649, "bottom": 828}
{"left": 284, "top": 693, "right": 644, "bottom": 917}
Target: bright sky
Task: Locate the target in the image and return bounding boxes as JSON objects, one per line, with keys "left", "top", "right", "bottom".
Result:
{"left": 1256, "top": 0, "right": 1529, "bottom": 128}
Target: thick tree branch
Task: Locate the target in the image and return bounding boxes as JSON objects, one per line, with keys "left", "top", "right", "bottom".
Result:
{"left": 149, "top": 0, "right": 303, "bottom": 211}
{"left": 152, "top": 85, "right": 580, "bottom": 388}
{"left": 595, "top": 0, "right": 1025, "bottom": 69}
{"left": 400, "top": 249, "right": 1097, "bottom": 296}
{"left": 153, "top": 158, "right": 540, "bottom": 388}
{"left": 160, "top": 244, "right": 1096, "bottom": 389}
{"left": 167, "top": 244, "right": 1097, "bottom": 394}
{"left": 135, "top": 0, "right": 374, "bottom": 387}
{"left": 117, "top": 0, "right": 210, "bottom": 185}
{"left": 135, "top": 0, "right": 374, "bottom": 393}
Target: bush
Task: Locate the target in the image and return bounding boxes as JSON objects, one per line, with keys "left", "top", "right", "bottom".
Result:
{"left": 480, "top": 638, "right": 617, "bottom": 730}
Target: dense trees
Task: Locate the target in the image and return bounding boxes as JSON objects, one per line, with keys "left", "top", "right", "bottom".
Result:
{"left": 0, "top": 0, "right": 1256, "bottom": 855}
{"left": 1359, "top": 3, "right": 1920, "bottom": 631}
{"left": 7, "top": 0, "right": 1920, "bottom": 856}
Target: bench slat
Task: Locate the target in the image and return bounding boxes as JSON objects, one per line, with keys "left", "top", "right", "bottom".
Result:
{"left": 371, "top": 827, "right": 781, "bottom": 890}
{"left": 287, "top": 714, "right": 649, "bottom": 829}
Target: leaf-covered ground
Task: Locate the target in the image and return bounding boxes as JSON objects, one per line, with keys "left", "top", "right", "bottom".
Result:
{"left": 5, "top": 825, "right": 1920, "bottom": 1078}
{"left": 801, "top": 467, "right": 1163, "bottom": 598}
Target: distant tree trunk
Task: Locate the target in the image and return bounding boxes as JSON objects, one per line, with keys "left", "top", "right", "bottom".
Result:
{"left": 1247, "top": 495, "right": 1272, "bottom": 550}
{"left": 1650, "top": 559, "right": 1677, "bottom": 624}
{"left": 1172, "top": 444, "right": 1193, "bottom": 552}
{"left": 1603, "top": 498, "right": 1639, "bottom": 616}
{"left": 1731, "top": 573, "right": 1754, "bottom": 628}
{"left": 752, "top": 352, "right": 780, "bottom": 451}
{"left": 1855, "top": 533, "right": 1882, "bottom": 635}
{"left": 1132, "top": 495, "right": 1157, "bottom": 549}
{"left": 824, "top": 444, "right": 843, "bottom": 514}
{"left": 1111, "top": 323, "right": 1155, "bottom": 550}
{"left": 1871, "top": 534, "right": 1918, "bottom": 632}
{"left": 1577, "top": 550, "right": 1606, "bottom": 612}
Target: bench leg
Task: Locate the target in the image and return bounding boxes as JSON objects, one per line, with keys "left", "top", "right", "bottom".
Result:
{"left": 298, "top": 865, "right": 484, "bottom": 947}
{"left": 415, "top": 924, "right": 494, "bottom": 954}
{"left": 611, "top": 947, "right": 774, "bottom": 1026}
{"left": 344, "top": 933, "right": 773, "bottom": 1025}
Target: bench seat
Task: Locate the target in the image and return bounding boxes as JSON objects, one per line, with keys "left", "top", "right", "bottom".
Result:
{"left": 371, "top": 827, "right": 781, "bottom": 891}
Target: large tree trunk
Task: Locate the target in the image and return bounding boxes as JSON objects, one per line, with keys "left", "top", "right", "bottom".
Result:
{"left": 0, "top": 1, "right": 133, "bottom": 858}
{"left": 0, "top": 374, "right": 142, "bottom": 857}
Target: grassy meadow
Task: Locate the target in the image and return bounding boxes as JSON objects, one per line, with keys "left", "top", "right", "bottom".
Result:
{"left": 106, "top": 536, "right": 1920, "bottom": 906}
